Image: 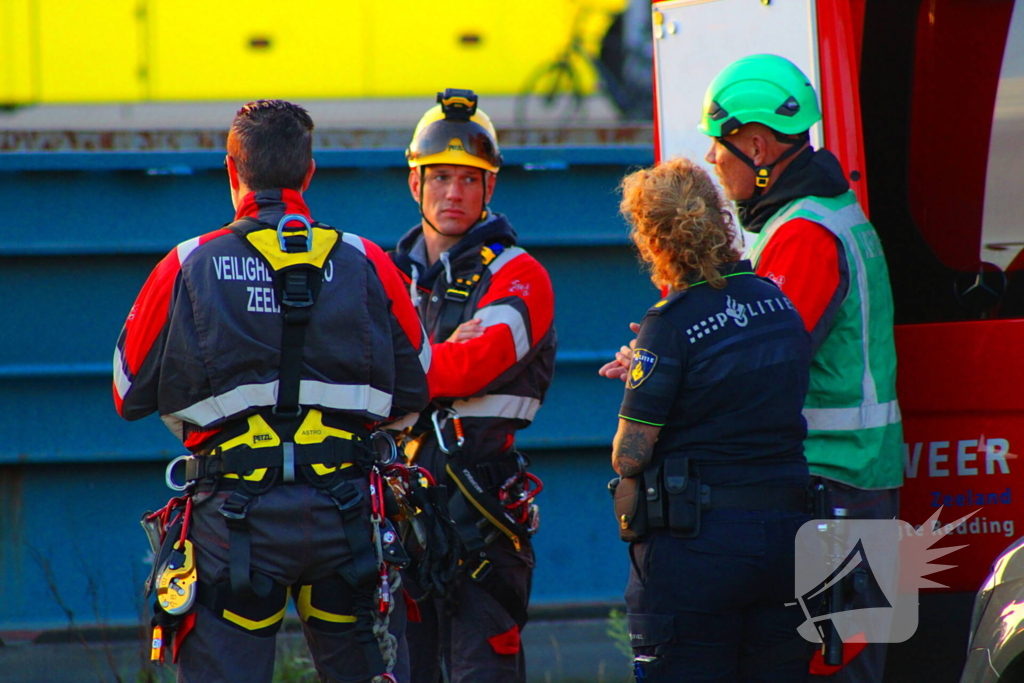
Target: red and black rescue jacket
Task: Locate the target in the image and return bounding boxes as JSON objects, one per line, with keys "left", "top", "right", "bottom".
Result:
{"left": 388, "top": 213, "right": 556, "bottom": 477}
{"left": 113, "top": 189, "right": 430, "bottom": 450}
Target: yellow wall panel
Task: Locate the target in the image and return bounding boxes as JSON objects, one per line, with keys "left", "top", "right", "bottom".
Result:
{"left": 36, "top": 0, "right": 142, "bottom": 102}
{"left": 0, "top": 0, "right": 629, "bottom": 104}
{"left": 0, "top": 0, "right": 38, "bottom": 104}
{"left": 367, "top": 1, "right": 587, "bottom": 97}
{"left": 148, "top": 0, "right": 367, "bottom": 101}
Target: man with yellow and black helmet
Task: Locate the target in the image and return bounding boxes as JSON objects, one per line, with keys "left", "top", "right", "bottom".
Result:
{"left": 387, "top": 89, "right": 557, "bottom": 683}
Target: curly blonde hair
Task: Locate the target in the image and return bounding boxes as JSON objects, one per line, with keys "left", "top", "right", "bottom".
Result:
{"left": 619, "top": 157, "right": 740, "bottom": 291}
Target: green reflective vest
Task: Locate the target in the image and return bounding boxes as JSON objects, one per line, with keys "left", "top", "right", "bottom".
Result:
{"left": 748, "top": 191, "right": 903, "bottom": 490}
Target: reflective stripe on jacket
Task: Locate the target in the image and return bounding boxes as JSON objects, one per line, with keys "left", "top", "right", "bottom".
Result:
{"left": 749, "top": 191, "right": 903, "bottom": 489}
{"left": 389, "top": 214, "right": 556, "bottom": 456}
{"left": 113, "top": 189, "right": 430, "bottom": 447}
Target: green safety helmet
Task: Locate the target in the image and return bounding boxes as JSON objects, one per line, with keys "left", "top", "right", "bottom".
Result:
{"left": 698, "top": 54, "right": 821, "bottom": 138}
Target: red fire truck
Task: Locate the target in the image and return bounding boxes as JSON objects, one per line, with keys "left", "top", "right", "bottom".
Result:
{"left": 651, "top": 0, "right": 1024, "bottom": 679}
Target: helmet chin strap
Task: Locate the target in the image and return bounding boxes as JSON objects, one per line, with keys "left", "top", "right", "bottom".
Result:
{"left": 716, "top": 136, "right": 804, "bottom": 198}
{"left": 418, "top": 167, "right": 489, "bottom": 236}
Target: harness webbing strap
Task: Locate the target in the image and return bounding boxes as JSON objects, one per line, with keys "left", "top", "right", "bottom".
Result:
{"left": 277, "top": 266, "right": 315, "bottom": 415}
{"left": 346, "top": 582, "right": 389, "bottom": 678}
{"left": 186, "top": 440, "right": 368, "bottom": 481}
{"left": 446, "top": 460, "right": 530, "bottom": 553}
{"left": 324, "top": 475, "right": 379, "bottom": 588}
{"left": 444, "top": 454, "right": 533, "bottom": 628}
{"left": 215, "top": 218, "right": 376, "bottom": 603}
{"left": 433, "top": 242, "right": 505, "bottom": 343}
{"left": 447, "top": 493, "right": 530, "bottom": 629}
{"left": 219, "top": 475, "right": 278, "bottom": 599}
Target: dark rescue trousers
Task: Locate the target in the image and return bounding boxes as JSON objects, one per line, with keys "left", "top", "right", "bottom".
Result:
{"left": 176, "top": 482, "right": 385, "bottom": 683}
{"left": 807, "top": 478, "right": 899, "bottom": 683}
{"left": 402, "top": 536, "right": 534, "bottom": 683}
{"left": 626, "top": 508, "right": 812, "bottom": 683}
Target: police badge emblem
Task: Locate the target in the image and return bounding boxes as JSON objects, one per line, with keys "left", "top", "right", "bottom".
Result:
{"left": 626, "top": 349, "right": 658, "bottom": 389}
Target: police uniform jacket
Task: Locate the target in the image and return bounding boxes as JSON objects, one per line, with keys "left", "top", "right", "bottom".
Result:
{"left": 620, "top": 260, "right": 811, "bottom": 488}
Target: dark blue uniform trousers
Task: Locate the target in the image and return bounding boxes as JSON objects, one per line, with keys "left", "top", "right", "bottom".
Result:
{"left": 625, "top": 508, "right": 811, "bottom": 683}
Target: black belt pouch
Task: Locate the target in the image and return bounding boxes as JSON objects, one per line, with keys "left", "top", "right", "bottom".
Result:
{"left": 664, "top": 457, "right": 700, "bottom": 538}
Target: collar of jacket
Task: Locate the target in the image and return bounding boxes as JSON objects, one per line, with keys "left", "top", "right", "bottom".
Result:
{"left": 392, "top": 212, "right": 519, "bottom": 291}
{"left": 735, "top": 147, "right": 850, "bottom": 233}
{"left": 678, "top": 258, "right": 754, "bottom": 289}
{"left": 234, "top": 188, "right": 312, "bottom": 228}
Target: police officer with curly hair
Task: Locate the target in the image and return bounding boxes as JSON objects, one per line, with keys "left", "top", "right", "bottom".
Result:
{"left": 608, "top": 157, "right": 812, "bottom": 681}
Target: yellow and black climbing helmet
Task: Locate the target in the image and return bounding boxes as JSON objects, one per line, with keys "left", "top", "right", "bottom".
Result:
{"left": 406, "top": 88, "right": 502, "bottom": 173}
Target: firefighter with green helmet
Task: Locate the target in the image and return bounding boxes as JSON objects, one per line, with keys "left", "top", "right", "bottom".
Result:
{"left": 702, "top": 54, "right": 902, "bottom": 682}
{"left": 387, "top": 89, "right": 557, "bottom": 683}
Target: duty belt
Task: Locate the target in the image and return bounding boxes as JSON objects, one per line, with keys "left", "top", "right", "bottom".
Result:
{"left": 700, "top": 485, "right": 808, "bottom": 512}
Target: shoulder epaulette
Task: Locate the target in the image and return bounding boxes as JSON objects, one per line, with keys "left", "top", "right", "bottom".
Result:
{"left": 646, "top": 288, "right": 689, "bottom": 316}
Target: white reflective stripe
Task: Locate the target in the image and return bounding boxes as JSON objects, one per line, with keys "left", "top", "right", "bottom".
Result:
{"left": 299, "top": 380, "right": 392, "bottom": 416}
{"left": 409, "top": 263, "right": 421, "bottom": 307}
{"left": 487, "top": 246, "right": 526, "bottom": 275}
{"left": 476, "top": 304, "right": 530, "bottom": 360}
{"left": 170, "top": 380, "right": 393, "bottom": 427}
{"left": 803, "top": 400, "right": 902, "bottom": 431}
{"left": 754, "top": 196, "right": 883, "bottom": 406}
{"left": 452, "top": 394, "right": 541, "bottom": 421}
{"left": 801, "top": 199, "right": 878, "bottom": 403}
{"left": 176, "top": 236, "right": 202, "bottom": 264}
{"left": 113, "top": 347, "right": 131, "bottom": 399}
{"left": 747, "top": 198, "right": 863, "bottom": 266}
{"left": 342, "top": 232, "right": 366, "bottom": 254}
{"left": 440, "top": 251, "right": 453, "bottom": 285}
{"left": 418, "top": 326, "right": 432, "bottom": 372}
{"left": 801, "top": 200, "right": 866, "bottom": 234}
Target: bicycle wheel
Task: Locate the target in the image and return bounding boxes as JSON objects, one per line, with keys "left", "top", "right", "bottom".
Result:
{"left": 514, "top": 60, "right": 587, "bottom": 126}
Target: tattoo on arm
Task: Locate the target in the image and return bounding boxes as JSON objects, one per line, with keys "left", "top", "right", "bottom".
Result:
{"left": 612, "top": 422, "right": 658, "bottom": 478}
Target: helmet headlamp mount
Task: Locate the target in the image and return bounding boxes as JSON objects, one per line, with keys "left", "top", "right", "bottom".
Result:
{"left": 438, "top": 88, "right": 478, "bottom": 121}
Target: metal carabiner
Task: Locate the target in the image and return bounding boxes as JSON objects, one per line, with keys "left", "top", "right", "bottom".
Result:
{"left": 165, "top": 455, "right": 194, "bottom": 492}
{"left": 431, "top": 407, "right": 466, "bottom": 455}
{"left": 370, "top": 430, "right": 399, "bottom": 465}
{"left": 431, "top": 409, "right": 451, "bottom": 454}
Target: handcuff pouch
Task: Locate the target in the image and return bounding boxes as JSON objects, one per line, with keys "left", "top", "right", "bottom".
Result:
{"left": 664, "top": 457, "right": 701, "bottom": 538}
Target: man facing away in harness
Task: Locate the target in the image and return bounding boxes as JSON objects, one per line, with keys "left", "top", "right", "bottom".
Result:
{"left": 386, "top": 89, "right": 557, "bottom": 683}
{"left": 604, "top": 54, "right": 902, "bottom": 682}
{"left": 113, "top": 100, "right": 431, "bottom": 683}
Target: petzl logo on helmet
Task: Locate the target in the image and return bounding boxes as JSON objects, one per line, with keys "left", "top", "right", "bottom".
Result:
{"left": 794, "top": 508, "right": 976, "bottom": 647}
{"left": 627, "top": 349, "right": 658, "bottom": 390}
